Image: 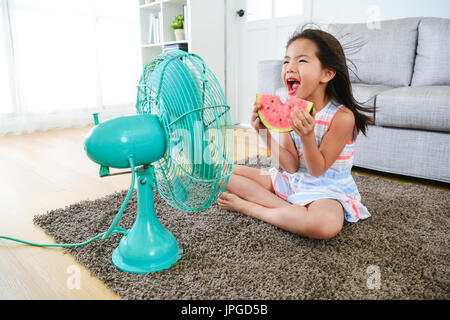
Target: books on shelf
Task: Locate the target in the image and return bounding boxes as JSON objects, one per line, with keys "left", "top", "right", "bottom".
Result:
{"left": 147, "top": 12, "right": 160, "bottom": 44}
{"left": 163, "top": 42, "right": 188, "bottom": 53}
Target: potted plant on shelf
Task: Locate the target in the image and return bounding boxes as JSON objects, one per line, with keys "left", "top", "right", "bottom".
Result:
{"left": 171, "top": 14, "right": 185, "bottom": 41}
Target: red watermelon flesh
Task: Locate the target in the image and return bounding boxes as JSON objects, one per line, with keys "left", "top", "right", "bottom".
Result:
{"left": 256, "top": 93, "right": 314, "bottom": 132}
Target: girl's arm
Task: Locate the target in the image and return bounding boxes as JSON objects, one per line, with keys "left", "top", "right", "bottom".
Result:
{"left": 290, "top": 108, "right": 355, "bottom": 177}
{"left": 261, "top": 132, "right": 299, "bottom": 173}
{"left": 251, "top": 103, "right": 299, "bottom": 173}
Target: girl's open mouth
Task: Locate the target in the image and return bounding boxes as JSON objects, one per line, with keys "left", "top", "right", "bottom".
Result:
{"left": 286, "top": 78, "right": 300, "bottom": 95}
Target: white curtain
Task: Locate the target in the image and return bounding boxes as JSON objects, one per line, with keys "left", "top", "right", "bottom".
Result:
{"left": 0, "top": 0, "right": 142, "bottom": 135}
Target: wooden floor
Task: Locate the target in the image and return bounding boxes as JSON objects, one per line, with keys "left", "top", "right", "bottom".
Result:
{"left": 0, "top": 126, "right": 447, "bottom": 299}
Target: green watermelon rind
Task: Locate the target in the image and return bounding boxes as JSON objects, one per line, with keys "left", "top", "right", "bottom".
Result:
{"left": 256, "top": 93, "right": 314, "bottom": 133}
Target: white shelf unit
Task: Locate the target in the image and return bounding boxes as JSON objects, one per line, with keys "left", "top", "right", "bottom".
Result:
{"left": 138, "top": 0, "right": 225, "bottom": 89}
{"left": 139, "top": 0, "right": 189, "bottom": 66}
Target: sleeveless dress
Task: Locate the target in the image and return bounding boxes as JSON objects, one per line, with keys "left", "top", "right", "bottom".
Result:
{"left": 269, "top": 101, "right": 371, "bottom": 222}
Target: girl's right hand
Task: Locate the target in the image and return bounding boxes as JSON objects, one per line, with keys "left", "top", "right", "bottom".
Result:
{"left": 251, "top": 102, "right": 266, "bottom": 133}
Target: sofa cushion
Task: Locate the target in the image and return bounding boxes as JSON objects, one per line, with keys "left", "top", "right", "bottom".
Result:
{"left": 411, "top": 17, "right": 450, "bottom": 86}
{"left": 257, "top": 60, "right": 283, "bottom": 95}
{"left": 351, "top": 83, "right": 394, "bottom": 107}
{"left": 354, "top": 125, "right": 450, "bottom": 183}
{"left": 352, "top": 83, "right": 393, "bottom": 123}
{"left": 375, "top": 86, "right": 450, "bottom": 132}
{"left": 328, "top": 17, "right": 421, "bottom": 87}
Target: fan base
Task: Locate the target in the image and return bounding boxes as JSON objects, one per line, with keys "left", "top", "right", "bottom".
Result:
{"left": 111, "top": 165, "right": 183, "bottom": 273}
{"left": 112, "top": 245, "right": 183, "bottom": 274}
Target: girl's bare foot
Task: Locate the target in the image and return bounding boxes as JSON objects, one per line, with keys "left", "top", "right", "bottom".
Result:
{"left": 217, "top": 191, "right": 246, "bottom": 213}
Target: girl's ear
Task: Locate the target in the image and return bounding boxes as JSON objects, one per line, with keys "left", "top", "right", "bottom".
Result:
{"left": 320, "top": 68, "right": 336, "bottom": 84}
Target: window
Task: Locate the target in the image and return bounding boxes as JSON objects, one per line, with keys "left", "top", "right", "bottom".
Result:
{"left": 274, "top": 0, "right": 303, "bottom": 18}
{"left": 0, "top": 0, "right": 141, "bottom": 134}
{"left": 13, "top": 0, "right": 98, "bottom": 111}
{"left": 244, "top": 0, "right": 304, "bottom": 22}
{"left": 245, "top": 0, "right": 271, "bottom": 22}
{"left": 0, "top": 1, "right": 13, "bottom": 114}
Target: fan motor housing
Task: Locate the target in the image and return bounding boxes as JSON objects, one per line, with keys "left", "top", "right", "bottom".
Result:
{"left": 84, "top": 114, "right": 166, "bottom": 168}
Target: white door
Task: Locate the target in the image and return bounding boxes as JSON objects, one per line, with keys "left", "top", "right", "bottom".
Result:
{"left": 226, "top": 0, "right": 312, "bottom": 125}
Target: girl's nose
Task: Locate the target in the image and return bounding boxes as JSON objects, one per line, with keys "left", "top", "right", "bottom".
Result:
{"left": 285, "top": 60, "right": 297, "bottom": 72}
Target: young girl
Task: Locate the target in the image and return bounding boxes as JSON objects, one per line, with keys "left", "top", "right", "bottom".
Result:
{"left": 218, "top": 28, "right": 374, "bottom": 239}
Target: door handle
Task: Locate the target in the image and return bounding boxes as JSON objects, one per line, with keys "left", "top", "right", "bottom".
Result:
{"left": 236, "top": 9, "right": 245, "bottom": 17}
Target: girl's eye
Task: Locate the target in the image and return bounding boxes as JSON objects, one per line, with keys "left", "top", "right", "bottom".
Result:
{"left": 283, "top": 61, "right": 289, "bottom": 64}
{"left": 299, "top": 59, "right": 306, "bottom": 63}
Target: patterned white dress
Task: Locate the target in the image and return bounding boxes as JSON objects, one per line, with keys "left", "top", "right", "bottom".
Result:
{"left": 269, "top": 101, "right": 371, "bottom": 222}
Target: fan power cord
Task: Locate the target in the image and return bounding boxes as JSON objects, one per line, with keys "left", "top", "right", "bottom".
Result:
{"left": 101, "top": 156, "right": 135, "bottom": 240}
{"left": 0, "top": 157, "right": 136, "bottom": 248}
{"left": 0, "top": 227, "right": 128, "bottom": 248}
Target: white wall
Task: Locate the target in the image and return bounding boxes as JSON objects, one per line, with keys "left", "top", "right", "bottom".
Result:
{"left": 190, "top": 0, "right": 225, "bottom": 89}
{"left": 311, "top": 0, "right": 450, "bottom": 25}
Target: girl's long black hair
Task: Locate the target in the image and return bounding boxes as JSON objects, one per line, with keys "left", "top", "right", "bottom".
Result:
{"left": 287, "top": 26, "right": 374, "bottom": 136}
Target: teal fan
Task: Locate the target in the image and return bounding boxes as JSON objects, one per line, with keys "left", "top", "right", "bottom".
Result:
{"left": 83, "top": 50, "right": 234, "bottom": 273}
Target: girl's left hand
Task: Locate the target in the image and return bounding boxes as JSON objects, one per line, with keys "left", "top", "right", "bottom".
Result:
{"left": 289, "top": 108, "right": 315, "bottom": 137}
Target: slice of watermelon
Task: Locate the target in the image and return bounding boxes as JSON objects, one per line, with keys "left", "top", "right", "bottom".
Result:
{"left": 256, "top": 93, "right": 314, "bottom": 133}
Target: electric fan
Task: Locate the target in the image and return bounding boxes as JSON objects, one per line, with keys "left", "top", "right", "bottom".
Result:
{"left": 83, "top": 50, "right": 233, "bottom": 273}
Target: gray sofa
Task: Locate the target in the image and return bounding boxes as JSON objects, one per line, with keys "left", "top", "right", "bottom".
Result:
{"left": 257, "top": 17, "right": 450, "bottom": 183}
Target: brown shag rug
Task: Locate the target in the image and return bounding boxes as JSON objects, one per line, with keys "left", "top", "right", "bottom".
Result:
{"left": 33, "top": 156, "right": 449, "bottom": 300}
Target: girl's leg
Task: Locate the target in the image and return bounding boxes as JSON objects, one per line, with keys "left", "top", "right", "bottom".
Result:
{"left": 304, "top": 199, "right": 345, "bottom": 239}
{"left": 218, "top": 194, "right": 344, "bottom": 239}
{"left": 224, "top": 164, "right": 290, "bottom": 208}
{"left": 232, "top": 164, "right": 274, "bottom": 191}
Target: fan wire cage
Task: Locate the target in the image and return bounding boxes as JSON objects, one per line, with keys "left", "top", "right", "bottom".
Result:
{"left": 136, "top": 50, "right": 233, "bottom": 212}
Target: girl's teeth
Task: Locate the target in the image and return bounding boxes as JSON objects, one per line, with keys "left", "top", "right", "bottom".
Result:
{"left": 287, "top": 79, "right": 300, "bottom": 95}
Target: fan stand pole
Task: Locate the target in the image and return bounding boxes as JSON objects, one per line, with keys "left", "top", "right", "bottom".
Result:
{"left": 112, "top": 165, "right": 182, "bottom": 273}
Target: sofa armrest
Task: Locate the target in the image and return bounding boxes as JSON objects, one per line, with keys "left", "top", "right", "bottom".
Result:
{"left": 257, "top": 60, "right": 284, "bottom": 94}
